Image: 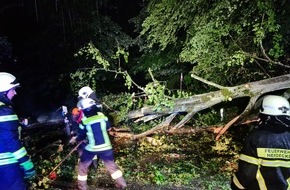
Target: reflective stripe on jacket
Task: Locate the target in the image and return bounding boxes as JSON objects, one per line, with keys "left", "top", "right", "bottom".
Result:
{"left": 0, "top": 115, "right": 18, "bottom": 122}
{"left": 0, "top": 152, "right": 18, "bottom": 165}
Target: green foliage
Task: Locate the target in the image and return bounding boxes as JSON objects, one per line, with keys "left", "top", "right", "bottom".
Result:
{"left": 141, "top": 0, "right": 193, "bottom": 50}
{"left": 194, "top": 109, "right": 222, "bottom": 126}
{"left": 28, "top": 144, "right": 78, "bottom": 189}
{"left": 152, "top": 166, "right": 166, "bottom": 185}
{"left": 144, "top": 81, "right": 173, "bottom": 110}
{"left": 175, "top": 90, "right": 194, "bottom": 99}
{"left": 212, "top": 135, "right": 241, "bottom": 156}
{"left": 102, "top": 92, "right": 134, "bottom": 124}
{"left": 71, "top": 43, "right": 131, "bottom": 94}
{"left": 68, "top": 0, "right": 290, "bottom": 122}
{"left": 140, "top": 0, "right": 289, "bottom": 86}
{"left": 116, "top": 131, "right": 240, "bottom": 189}
{"left": 129, "top": 122, "right": 154, "bottom": 134}
{"left": 112, "top": 46, "right": 130, "bottom": 64}
{"left": 132, "top": 52, "right": 190, "bottom": 94}
{"left": 70, "top": 66, "right": 98, "bottom": 94}
{"left": 269, "top": 33, "right": 284, "bottom": 59}
{"left": 73, "top": 43, "right": 179, "bottom": 113}
{"left": 192, "top": 174, "right": 231, "bottom": 190}
{"left": 23, "top": 119, "right": 245, "bottom": 189}
{"left": 76, "top": 42, "right": 110, "bottom": 70}
{"left": 123, "top": 73, "right": 133, "bottom": 90}
{"left": 69, "top": 5, "right": 135, "bottom": 93}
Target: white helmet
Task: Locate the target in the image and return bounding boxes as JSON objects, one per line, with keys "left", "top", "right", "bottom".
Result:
{"left": 78, "top": 86, "right": 94, "bottom": 99}
{"left": 77, "top": 98, "right": 96, "bottom": 110}
{"left": 260, "top": 95, "right": 290, "bottom": 116}
{"left": 0, "top": 72, "right": 20, "bottom": 92}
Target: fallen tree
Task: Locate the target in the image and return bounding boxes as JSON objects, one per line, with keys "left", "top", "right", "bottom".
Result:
{"left": 118, "top": 74, "right": 290, "bottom": 140}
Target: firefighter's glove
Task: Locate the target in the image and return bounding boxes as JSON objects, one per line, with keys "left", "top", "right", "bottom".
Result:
{"left": 64, "top": 118, "right": 69, "bottom": 124}
{"left": 70, "top": 131, "right": 77, "bottom": 137}
{"left": 20, "top": 118, "right": 29, "bottom": 127}
{"left": 69, "top": 136, "right": 77, "bottom": 145}
{"left": 20, "top": 159, "right": 36, "bottom": 179}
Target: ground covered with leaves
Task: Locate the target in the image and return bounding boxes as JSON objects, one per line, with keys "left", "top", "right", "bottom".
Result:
{"left": 21, "top": 122, "right": 250, "bottom": 190}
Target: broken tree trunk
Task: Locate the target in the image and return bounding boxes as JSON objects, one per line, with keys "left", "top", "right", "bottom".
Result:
{"left": 128, "top": 74, "right": 290, "bottom": 140}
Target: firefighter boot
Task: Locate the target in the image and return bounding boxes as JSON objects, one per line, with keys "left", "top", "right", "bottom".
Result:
{"left": 92, "top": 155, "right": 99, "bottom": 171}
{"left": 77, "top": 180, "right": 88, "bottom": 190}
{"left": 115, "top": 176, "right": 127, "bottom": 189}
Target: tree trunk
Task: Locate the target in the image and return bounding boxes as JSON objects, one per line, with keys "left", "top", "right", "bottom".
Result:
{"left": 124, "top": 74, "right": 290, "bottom": 140}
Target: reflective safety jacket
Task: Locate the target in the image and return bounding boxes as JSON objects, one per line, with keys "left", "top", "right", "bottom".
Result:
{"left": 0, "top": 100, "right": 34, "bottom": 176}
{"left": 77, "top": 112, "right": 112, "bottom": 152}
{"left": 232, "top": 125, "right": 290, "bottom": 190}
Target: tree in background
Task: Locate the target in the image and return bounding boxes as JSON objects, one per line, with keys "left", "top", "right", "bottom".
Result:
{"left": 69, "top": 0, "right": 290, "bottom": 132}
{"left": 139, "top": 0, "right": 290, "bottom": 88}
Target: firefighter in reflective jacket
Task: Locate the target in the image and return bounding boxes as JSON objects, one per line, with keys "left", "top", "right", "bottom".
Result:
{"left": 70, "top": 98, "right": 126, "bottom": 189}
{"left": 0, "top": 72, "right": 35, "bottom": 190}
{"left": 76, "top": 86, "right": 102, "bottom": 169}
{"left": 231, "top": 95, "right": 290, "bottom": 190}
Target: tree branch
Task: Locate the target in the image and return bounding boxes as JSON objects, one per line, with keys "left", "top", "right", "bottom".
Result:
{"left": 190, "top": 73, "right": 226, "bottom": 89}
{"left": 170, "top": 109, "right": 196, "bottom": 130}
{"left": 243, "top": 48, "right": 290, "bottom": 69}
{"left": 132, "top": 113, "right": 177, "bottom": 140}
{"left": 128, "top": 74, "right": 290, "bottom": 140}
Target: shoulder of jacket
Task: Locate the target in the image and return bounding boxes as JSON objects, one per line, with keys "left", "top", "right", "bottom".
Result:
{"left": 0, "top": 102, "right": 11, "bottom": 110}
{"left": 0, "top": 102, "right": 15, "bottom": 115}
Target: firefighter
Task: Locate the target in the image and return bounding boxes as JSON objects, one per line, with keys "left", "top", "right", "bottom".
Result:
{"left": 69, "top": 107, "right": 87, "bottom": 157}
{"left": 69, "top": 98, "right": 126, "bottom": 190}
{"left": 77, "top": 86, "right": 102, "bottom": 169}
{"left": 70, "top": 86, "right": 102, "bottom": 140}
{"left": 0, "top": 72, "right": 35, "bottom": 190}
{"left": 70, "top": 107, "right": 82, "bottom": 136}
{"left": 231, "top": 95, "right": 290, "bottom": 190}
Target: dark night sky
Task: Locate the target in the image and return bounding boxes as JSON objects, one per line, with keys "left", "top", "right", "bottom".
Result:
{"left": 0, "top": 0, "right": 142, "bottom": 119}
{"left": 0, "top": 2, "right": 73, "bottom": 118}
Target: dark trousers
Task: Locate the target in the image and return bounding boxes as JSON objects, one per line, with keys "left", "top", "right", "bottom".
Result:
{"left": 0, "top": 163, "right": 27, "bottom": 190}
{"left": 77, "top": 149, "right": 126, "bottom": 190}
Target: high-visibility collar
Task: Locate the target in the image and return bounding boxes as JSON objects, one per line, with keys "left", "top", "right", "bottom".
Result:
{"left": 82, "top": 113, "right": 107, "bottom": 125}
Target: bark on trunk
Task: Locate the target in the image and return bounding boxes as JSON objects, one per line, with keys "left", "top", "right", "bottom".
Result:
{"left": 125, "top": 74, "right": 290, "bottom": 140}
